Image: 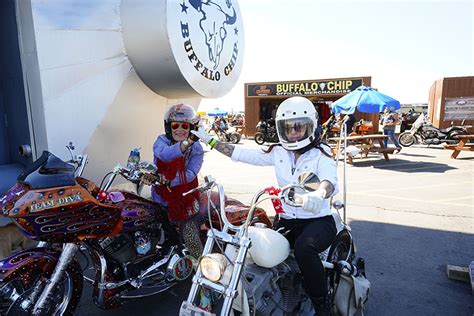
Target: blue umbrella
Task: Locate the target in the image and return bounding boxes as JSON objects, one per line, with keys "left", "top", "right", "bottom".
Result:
{"left": 207, "top": 107, "right": 228, "bottom": 116}
{"left": 330, "top": 86, "right": 401, "bottom": 114}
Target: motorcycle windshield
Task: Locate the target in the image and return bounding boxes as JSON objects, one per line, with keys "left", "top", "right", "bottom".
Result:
{"left": 17, "top": 151, "right": 76, "bottom": 189}
{"left": 412, "top": 114, "right": 426, "bottom": 129}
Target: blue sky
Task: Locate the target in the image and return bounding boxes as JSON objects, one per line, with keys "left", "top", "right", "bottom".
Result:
{"left": 200, "top": 0, "right": 473, "bottom": 112}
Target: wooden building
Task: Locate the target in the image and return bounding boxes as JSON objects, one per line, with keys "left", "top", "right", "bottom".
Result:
{"left": 244, "top": 76, "right": 376, "bottom": 136}
{"left": 428, "top": 76, "right": 474, "bottom": 130}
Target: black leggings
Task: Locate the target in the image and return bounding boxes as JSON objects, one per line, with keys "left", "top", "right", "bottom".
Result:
{"left": 276, "top": 215, "right": 337, "bottom": 299}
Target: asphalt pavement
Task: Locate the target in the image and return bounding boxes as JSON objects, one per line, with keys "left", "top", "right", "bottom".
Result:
{"left": 76, "top": 138, "right": 474, "bottom": 316}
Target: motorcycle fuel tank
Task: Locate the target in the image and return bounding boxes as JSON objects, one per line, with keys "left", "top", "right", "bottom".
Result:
{"left": 115, "top": 191, "right": 167, "bottom": 231}
{"left": 247, "top": 226, "right": 290, "bottom": 268}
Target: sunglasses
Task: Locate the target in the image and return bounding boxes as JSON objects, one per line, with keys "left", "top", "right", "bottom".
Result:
{"left": 171, "top": 122, "right": 190, "bottom": 130}
{"left": 285, "top": 123, "right": 305, "bottom": 133}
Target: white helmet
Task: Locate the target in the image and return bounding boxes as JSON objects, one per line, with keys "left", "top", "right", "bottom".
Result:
{"left": 275, "top": 96, "right": 319, "bottom": 151}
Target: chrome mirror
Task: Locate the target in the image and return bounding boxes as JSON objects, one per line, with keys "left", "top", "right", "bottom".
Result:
{"left": 297, "top": 172, "right": 321, "bottom": 192}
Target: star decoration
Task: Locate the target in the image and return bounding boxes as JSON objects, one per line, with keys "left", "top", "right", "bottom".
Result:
{"left": 234, "top": 27, "right": 239, "bottom": 35}
{"left": 181, "top": 2, "right": 188, "bottom": 13}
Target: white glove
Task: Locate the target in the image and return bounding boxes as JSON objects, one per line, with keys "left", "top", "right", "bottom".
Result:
{"left": 301, "top": 189, "right": 327, "bottom": 214}
{"left": 191, "top": 126, "right": 214, "bottom": 144}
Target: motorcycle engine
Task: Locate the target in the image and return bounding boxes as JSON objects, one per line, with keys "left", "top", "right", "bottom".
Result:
{"left": 99, "top": 225, "right": 166, "bottom": 264}
{"left": 134, "top": 231, "right": 152, "bottom": 255}
{"left": 99, "top": 234, "right": 136, "bottom": 264}
{"left": 238, "top": 260, "right": 307, "bottom": 316}
{"left": 240, "top": 265, "right": 282, "bottom": 315}
{"left": 424, "top": 138, "right": 440, "bottom": 145}
{"left": 421, "top": 129, "right": 438, "bottom": 140}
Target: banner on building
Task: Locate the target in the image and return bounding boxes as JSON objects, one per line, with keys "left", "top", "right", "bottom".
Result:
{"left": 247, "top": 79, "right": 363, "bottom": 97}
{"left": 444, "top": 97, "right": 474, "bottom": 121}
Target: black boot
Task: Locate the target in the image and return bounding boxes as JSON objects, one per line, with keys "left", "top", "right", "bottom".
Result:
{"left": 311, "top": 296, "right": 334, "bottom": 316}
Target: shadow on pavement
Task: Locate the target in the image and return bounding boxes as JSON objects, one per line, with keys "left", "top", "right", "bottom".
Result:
{"left": 398, "top": 152, "right": 435, "bottom": 158}
{"left": 350, "top": 220, "right": 473, "bottom": 316}
{"left": 76, "top": 278, "right": 191, "bottom": 315}
{"left": 351, "top": 158, "right": 457, "bottom": 173}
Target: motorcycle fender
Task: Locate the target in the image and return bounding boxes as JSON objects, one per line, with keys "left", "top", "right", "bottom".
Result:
{"left": 0, "top": 247, "right": 61, "bottom": 283}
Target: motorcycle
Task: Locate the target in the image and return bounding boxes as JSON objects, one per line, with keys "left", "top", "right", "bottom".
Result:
{"left": 398, "top": 112, "right": 471, "bottom": 147}
{"left": 400, "top": 109, "right": 422, "bottom": 133}
{"left": 0, "top": 147, "right": 271, "bottom": 315}
{"left": 179, "top": 174, "right": 370, "bottom": 316}
{"left": 254, "top": 119, "right": 279, "bottom": 145}
{"left": 209, "top": 123, "right": 241, "bottom": 144}
{"left": 321, "top": 116, "right": 341, "bottom": 144}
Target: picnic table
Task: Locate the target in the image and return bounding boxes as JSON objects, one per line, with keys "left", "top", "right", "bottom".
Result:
{"left": 443, "top": 134, "right": 474, "bottom": 159}
{"left": 329, "top": 134, "right": 395, "bottom": 164}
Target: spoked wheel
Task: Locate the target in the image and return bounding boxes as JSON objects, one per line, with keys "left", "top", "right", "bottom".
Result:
{"left": 326, "top": 229, "right": 354, "bottom": 309}
{"left": 254, "top": 132, "right": 265, "bottom": 145}
{"left": 398, "top": 132, "right": 416, "bottom": 147}
{"left": 0, "top": 261, "right": 83, "bottom": 316}
{"left": 229, "top": 133, "right": 241, "bottom": 144}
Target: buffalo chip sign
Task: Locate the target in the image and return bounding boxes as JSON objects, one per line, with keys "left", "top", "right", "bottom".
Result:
{"left": 247, "top": 79, "right": 363, "bottom": 97}
{"left": 121, "top": 0, "right": 244, "bottom": 98}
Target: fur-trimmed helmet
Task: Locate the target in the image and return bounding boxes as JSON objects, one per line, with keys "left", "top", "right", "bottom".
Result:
{"left": 164, "top": 104, "right": 200, "bottom": 140}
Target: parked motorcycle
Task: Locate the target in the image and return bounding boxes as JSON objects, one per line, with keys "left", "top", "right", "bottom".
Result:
{"left": 254, "top": 119, "right": 279, "bottom": 145}
{"left": 321, "top": 116, "right": 341, "bottom": 143}
{"left": 398, "top": 112, "right": 470, "bottom": 147}
{"left": 209, "top": 123, "right": 241, "bottom": 144}
{"left": 180, "top": 174, "right": 370, "bottom": 316}
{"left": 400, "top": 109, "right": 422, "bottom": 133}
{"left": 0, "top": 146, "right": 271, "bottom": 315}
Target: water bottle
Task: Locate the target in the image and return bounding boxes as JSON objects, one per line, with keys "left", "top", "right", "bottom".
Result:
{"left": 127, "top": 148, "right": 141, "bottom": 169}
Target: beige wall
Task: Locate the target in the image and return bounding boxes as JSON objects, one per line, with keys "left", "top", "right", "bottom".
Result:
{"left": 83, "top": 71, "right": 200, "bottom": 184}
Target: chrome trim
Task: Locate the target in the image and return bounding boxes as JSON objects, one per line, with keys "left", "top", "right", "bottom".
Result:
{"left": 81, "top": 243, "right": 108, "bottom": 307}
{"left": 32, "top": 243, "right": 78, "bottom": 314}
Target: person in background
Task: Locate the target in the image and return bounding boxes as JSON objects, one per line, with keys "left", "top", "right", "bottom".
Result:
{"left": 382, "top": 107, "right": 402, "bottom": 152}
{"left": 344, "top": 113, "right": 356, "bottom": 134}
{"left": 192, "top": 96, "right": 338, "bottom": 315}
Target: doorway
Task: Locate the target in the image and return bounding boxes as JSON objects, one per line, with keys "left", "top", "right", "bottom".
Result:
{"left": 0, "top": 0, "right": 32, "bottom": 194}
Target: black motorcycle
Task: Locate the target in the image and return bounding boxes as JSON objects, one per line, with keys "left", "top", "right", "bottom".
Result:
{"left": 254, "top": 119, "right": 279, "bottom": 145}
{"left": 398, "top": 112, "right": 470, "bottom": 147}
{"left": 400, "top": 109, "right": 422, "bottom": 133}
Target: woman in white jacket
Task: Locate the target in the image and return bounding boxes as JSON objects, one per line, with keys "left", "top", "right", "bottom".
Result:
{"left": 192, "top": 96, "right": 338, "bottom": 315}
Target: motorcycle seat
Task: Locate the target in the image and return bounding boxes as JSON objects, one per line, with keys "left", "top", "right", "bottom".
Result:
{"left": 439, "top": 127, "right": 453, "bottom": 133}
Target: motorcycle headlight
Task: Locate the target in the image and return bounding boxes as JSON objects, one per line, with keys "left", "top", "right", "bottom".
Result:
{"left": 200, "top": 253, "right": 227, "bottom": 282}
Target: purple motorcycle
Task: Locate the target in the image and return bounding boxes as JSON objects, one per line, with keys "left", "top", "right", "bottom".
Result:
{"left": 0, "top": 150, "right": 194, "bottom": 315}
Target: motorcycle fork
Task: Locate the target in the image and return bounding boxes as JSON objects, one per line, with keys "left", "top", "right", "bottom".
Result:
{"left": 185, "top": 229, "right": 251, "bottom": 316}
{"left": 32, "top": 243, "right": 79, "bottom": 314}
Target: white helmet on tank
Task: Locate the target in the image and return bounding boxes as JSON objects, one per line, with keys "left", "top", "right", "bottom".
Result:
{"left": 275, "top": 96, "right": 319, "bottom": 151}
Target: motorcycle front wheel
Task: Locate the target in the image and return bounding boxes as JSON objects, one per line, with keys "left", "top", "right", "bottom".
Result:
{"left": 0, "top": 261, "right": 83, "bottom": 316}
{"left": 326, "top": 229, "right": 353, "bottom": 306}
{"left": 398, "top": 132, "right": 416, "bottom": 147}
{"left": 229, "top": 132, "right": 241, "bottom": 144}
{"left": 254, "top": 132, "right": 265, "bottom": 145}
